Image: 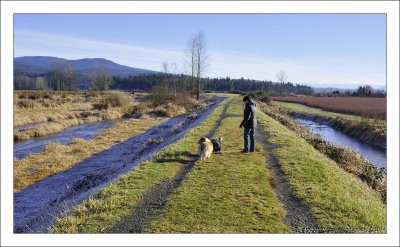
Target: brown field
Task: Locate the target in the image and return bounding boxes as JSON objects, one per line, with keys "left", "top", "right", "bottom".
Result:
{"left": 271, "top": 96, "right": 386, "bottom": 119}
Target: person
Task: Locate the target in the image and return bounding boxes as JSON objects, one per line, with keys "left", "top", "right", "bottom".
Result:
{"left": 239, "top": 95, "right": 257, "bottom": 153}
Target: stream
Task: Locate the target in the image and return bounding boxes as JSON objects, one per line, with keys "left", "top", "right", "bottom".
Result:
{"left": 293, "top": 117, "right": 386, "bottom": 169}
{"left": 14, "top": 120, "right": 116, "bottom": 159}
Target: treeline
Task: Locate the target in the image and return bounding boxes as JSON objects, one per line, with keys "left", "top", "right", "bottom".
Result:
{"left": 14, "top": 63, "right": 113, "bottom": 91}
{"left": 316, "top": 85, "right": 386, "bottom": 98}
{"left": 112, "top": 74, "right": 314, "bottom": 95}
{"left": 352, "top": 85, "right": 386, "bottom": 97}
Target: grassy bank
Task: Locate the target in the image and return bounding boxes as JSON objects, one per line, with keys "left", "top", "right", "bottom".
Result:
{"left": 147, "top": 103, "right": 289, "bottom": 233}
{"left": 273, "top": 101, "right": 386, "bottom": 145}
{"left": 14, "top": 116, "right": 167, "bottom": 192}
{"left": 259, "top": 102, "right": 387, "bottom": 202}
{"left": 49, "top": 96, "right": 234, "bottom": 233}
{"left": 257, "top": 108, "right": 386, "bottom": 231}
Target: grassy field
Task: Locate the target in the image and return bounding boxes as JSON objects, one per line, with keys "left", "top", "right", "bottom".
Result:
{"left": 271, "top": 96, "right": 386, "bottom": 119}
{"left": 49, "top": 96, "right": 234, "bottom": 233}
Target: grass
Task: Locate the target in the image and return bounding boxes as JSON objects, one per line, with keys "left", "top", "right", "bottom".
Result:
{"left": 14, "top": 116, "right": 167, "bottom": 192}
{"left": 49, "top": 96, "right": 234, "bottom": 233}
{"left": 147, "top": 103, "right": 289, "bottom": 233}
{"left": 49, "top": 161, "right": 182, "bottom": 233}
{"left": 257, "top": 108, "right": 386, "bottom": 231}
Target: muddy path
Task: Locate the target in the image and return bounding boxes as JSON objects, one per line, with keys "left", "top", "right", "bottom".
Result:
{"left": 109, "top": 100, "right": 231, "bottom": 233}
{"left": 13, "top": 97, "right": 225, "bottom": 233}
{"left": 257, "top": 124, "right": 321, "bottom": 233}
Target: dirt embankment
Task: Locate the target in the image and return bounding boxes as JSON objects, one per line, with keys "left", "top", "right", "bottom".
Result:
{"left": 288, "top": 112, "right": 386, "bottom": 150}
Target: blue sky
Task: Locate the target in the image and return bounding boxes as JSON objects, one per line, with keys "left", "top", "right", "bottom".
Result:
{"left": 14, "top": 14, "right": 386, "bottom": 87}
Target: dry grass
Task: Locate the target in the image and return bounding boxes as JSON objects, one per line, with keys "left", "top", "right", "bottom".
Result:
{"left": 14, "top": 116, "right": 167, "bottom": 192}
{"left": 131, "top": 92, "right": 207, "bottom": 118}
{"left": 14, "top": 91, "right": 136, "bottom": 140}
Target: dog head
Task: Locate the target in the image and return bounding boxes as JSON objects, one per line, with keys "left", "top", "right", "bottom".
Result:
{"left": 211, "top": 137, "right": 223, "bottom": 143}
{"left": 198, "top": 137, "right": 211, "bottom": 144}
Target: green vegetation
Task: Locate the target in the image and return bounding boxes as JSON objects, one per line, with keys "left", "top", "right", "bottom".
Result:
{"left": 147, "top": 103, "right": 288, "bottom": 233}
{"left": 50, "top": 96, "right": 234, "bottom": 233}
{"left": 257, "top": 109, "right": 386, "bottom": 231}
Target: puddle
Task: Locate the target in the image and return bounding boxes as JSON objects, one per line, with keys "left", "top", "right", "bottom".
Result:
{"left": 14, "top": 121, "right": 116, "bottom": 159}
{"left": 293, "top": 117, "right": 386, "bottom": 169}
{"left": 13, "top": 96, "right": 224, "bottom": 233}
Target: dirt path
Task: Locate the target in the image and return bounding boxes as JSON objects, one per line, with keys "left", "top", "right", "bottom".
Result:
{"left": 257, "top": 124, "right": 321, "bottom": 233}
{"left": 14, "top": 97, "right": 224, "bottom": 233}
{"left": 109, "top": 101, "right": 231, "bottom": 233}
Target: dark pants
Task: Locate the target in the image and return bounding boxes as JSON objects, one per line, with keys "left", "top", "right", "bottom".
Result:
{"left": 243, "top": 127, "right": 255, "bottom": 152}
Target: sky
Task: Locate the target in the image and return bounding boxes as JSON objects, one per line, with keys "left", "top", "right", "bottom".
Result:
{"left": 14, "top": 14, "right": 386, "bottom": 87}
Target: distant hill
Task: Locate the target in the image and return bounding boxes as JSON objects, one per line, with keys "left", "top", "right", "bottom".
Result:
{"left": 14, "top": 56, "right": 159, "bottom": 78}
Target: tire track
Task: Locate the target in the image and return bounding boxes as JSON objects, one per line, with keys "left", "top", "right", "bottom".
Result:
{"left": 257, "top": 124, "right": 321, "bottom": 233}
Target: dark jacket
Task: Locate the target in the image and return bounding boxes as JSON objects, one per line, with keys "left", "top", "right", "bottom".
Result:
{"left": 240, "top": 101, "right": 257, "bottom": 128}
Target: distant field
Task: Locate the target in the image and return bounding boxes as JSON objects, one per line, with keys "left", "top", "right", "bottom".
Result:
{"left": 271, "top": 96, "right": 386, "bottom": 119}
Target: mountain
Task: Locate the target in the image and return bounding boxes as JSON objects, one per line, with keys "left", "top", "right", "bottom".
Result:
{"left": 14, "top": 56, "right": 159, "bottom": 77}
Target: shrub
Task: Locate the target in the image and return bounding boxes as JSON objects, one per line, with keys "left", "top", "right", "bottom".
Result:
{"left": 18, "top": 100, "right": 37, "bottom": 109}
{"left": 92, "top": 92, "right": 130, "bottom": 110}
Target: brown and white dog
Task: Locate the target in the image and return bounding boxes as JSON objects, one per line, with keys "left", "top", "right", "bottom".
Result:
{"left": 198, "top": 137, "right": 213, "bottom": 160}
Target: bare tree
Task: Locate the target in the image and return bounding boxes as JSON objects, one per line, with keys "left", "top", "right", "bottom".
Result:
{"left": 91, "top": 67, "right": 112, "bottom": 91}
{"left": 276, "top": 71, "right": 288, "bottom": 84}
{"left": 162, "top": 61, "right": 169, "bottom": 91}
{"left": 185, "top": 36, "right": 196, "bottom": 93}
{"left": 48, "top": 62, "right": 77, "bottom": 91}
{"left": 170, "top": 62, "right": 178, "bottom": 97}
{"left": 185, "top": 31, "right": 209, "bottom": 100}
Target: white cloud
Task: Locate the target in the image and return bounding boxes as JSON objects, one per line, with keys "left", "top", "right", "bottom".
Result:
{"left": 14, "top": 30, "right": 385, "bottom": 86}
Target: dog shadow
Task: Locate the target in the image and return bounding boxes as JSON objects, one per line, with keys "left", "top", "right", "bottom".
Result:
{"left": 155, "top": 151, "right": 198, "bottom": 163}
